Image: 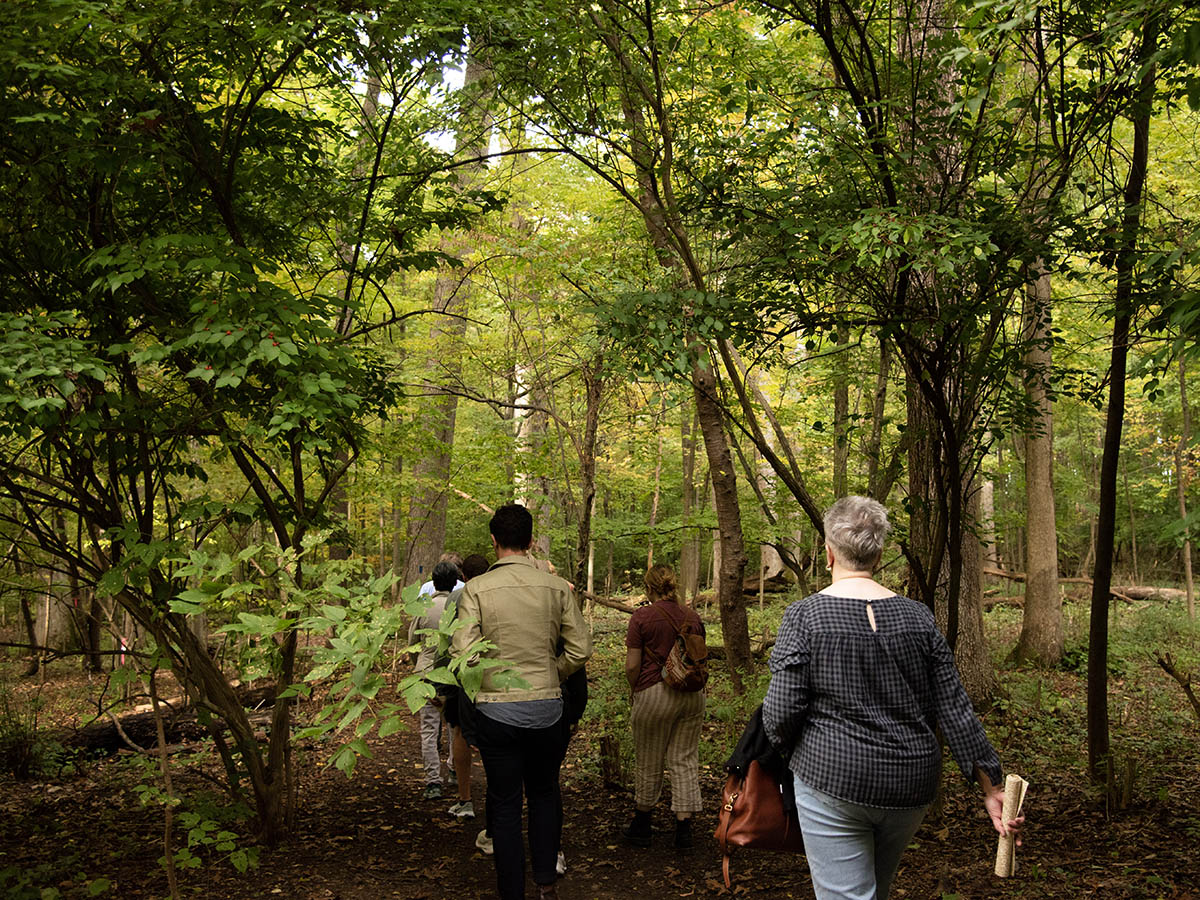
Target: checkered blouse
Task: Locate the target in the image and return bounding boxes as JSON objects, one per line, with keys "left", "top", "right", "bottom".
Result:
{"left": 762, "top": 591, "right": 1003, "bottom": 809}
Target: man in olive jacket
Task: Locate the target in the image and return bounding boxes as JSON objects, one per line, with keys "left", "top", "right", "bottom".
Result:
{"left": 452, "top": 503, "right": 592, "bottom": 900}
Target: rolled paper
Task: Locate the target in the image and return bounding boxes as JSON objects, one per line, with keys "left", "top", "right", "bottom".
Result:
{"left": 994, "top": 773, "right": 1028, "bottom": 877}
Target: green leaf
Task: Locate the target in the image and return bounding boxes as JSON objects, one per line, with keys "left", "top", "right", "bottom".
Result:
{"left": 378, "top": 716, "right": 405, "bottom": 738}
{"left": 96, "top": 569, "right": 125, "bottom": 598}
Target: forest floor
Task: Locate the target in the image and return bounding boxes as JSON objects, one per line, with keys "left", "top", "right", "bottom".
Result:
{"left": 2, "top": 597, "right": 1200, "bottom": 900}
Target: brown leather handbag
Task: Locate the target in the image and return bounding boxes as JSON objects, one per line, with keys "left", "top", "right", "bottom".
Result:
{"left": 713, "top": 760, "right": 805, "bottom": 887}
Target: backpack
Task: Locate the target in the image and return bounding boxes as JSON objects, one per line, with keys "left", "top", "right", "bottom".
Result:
{"left": 652, "top": 605, "right": 709, "bottom": 692}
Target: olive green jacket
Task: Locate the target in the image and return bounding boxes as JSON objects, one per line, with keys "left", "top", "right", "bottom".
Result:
{"left": 451, "top": 555, "right": 592, "bottom": 704}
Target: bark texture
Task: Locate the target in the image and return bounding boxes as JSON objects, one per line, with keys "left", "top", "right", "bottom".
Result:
{"left": 404, "top": 52, "right": 493, "bottom": 584}
{"left": 1014, "top": 261, "right": 1063, "bottom": 666}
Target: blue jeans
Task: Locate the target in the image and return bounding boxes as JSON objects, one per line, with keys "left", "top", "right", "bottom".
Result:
{"left": 794, "top": 777, "right": 929, "bottom": 900}
{"left": 475, "top": 712, "right": 564, "bottom": 899}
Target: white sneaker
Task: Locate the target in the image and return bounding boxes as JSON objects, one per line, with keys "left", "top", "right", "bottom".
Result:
{"left": 475, "top": 829, "right": 494, "bottom": 855}
{"left": 448, "top": 800, "right": 475, "bottom": 819}
{"left": 556, "top": 851, "right": 566, "bottom": 876}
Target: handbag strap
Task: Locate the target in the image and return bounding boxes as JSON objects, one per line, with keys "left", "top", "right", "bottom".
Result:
{"left": 716, "top": 781, "right": 740, "bottom": 889}
{"left": 641, "top": 603, "right": 686, "bottom": 667}
{"left": 652, "top": 602, "right": 687, "bottom": 636}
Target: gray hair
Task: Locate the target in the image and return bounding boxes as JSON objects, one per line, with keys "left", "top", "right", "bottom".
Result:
{"left": 824, "top": 496, "right": 890, "bottom": 571}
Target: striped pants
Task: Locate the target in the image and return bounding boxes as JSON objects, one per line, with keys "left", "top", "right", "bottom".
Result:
{"left": 630, "top": 680, "right": 705, "bottom": 813}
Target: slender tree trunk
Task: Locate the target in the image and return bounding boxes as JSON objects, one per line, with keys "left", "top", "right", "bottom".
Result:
{"left": 1177, "top": 358, "right": 1195, "bottom": 619}
{"left": 17, "top": 554, "right": 38, "bottom": 676}
{"left": 866, "top": 340, "right": 893, "bottom": 499}
{"left": 833, "top": 323, "right": 849, "bottom": 498}
{"left": 906, "top": 376, "right": 993, "bottom": 701}
{"left": 390, "top": 455, "right": 404, "bottom": 601}
{"left": 980, "top": 479, "right": 999, "bottom": 569}
{"left": 1014, "top": 260, "right": 1063, "bottom": 665}
{"left": 1123, "top": 460, "right": 1140, "bottom": 583}
{"left": 574, "top": 358, "right": 604, "bottom": 591}
{"left": 603, "top": 490, "right": 614, "bottom": 596}
{"left": 646, "top": 399, "right": 665, "bottom": 569}
{"left": 680, "top": 405, "right": 701, "bottom": 604}
{"left": 1089, "top": 19, "right": 1156, "bottom": 784}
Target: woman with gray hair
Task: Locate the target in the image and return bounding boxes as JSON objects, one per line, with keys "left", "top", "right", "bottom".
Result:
{"left": 762, "top": 496, "right": 1021, "bottom": 900}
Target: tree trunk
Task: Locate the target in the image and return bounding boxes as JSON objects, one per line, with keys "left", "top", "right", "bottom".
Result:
{"left": 955, "top": 491, "right": 996, "bottom": 704}
{"left": 833, "top": 322, "right": 850, "bottom": 498}
{"left": 980, "top": 479, "right": 999, "bottom": 570}
{"left": 1177, "top": 358, "right": 1195, "bottom": 620}
{"left": 646, "top": 398, "right": 665, "bottom": 569}
{"left": 1123, "top": 459, "right": 1140, "bottom": 583}
{"left": 390, "top": 455, "right": 404, "bottom": 601}
{"left": 866, "top": 339, "right": 893, "bottom": 499}
{"left": 1014, "top": 260, "right": 1063, "bottom": 666}
{"left": 680, "top": 405, "right": 701, "bottom": 603}
{"left": 573, "top": 357, "right": 604, "bottom": 591}
{"left": 905, "top": 376, "right": 993, "bottom": 701}
{"left": 594, "top": 5, "right": 751, "bottom": 680}
{"left": 404, "top": 50, "right": 493, "bottom": 584}
{"left": 1088, "top": 19, "right": 1156, "bottom": 784}
{"left": 35, "top": 573, "right": 76, "bottom": 660}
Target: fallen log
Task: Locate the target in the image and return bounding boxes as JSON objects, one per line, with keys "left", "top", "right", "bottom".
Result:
{"left": 981, "top": 595, "right": 1025, "bottom": 611}
{"left": 64, "top": 685, "right": 276, "bottom": 755}
{"left": 581, "top": 590, "right": 641, "bottom": 615}
{"left": 741, "top": 575, "right": 792, "bottom": 595}
{"left": 982, "top": 567, "right": 1186, "bottom": 603}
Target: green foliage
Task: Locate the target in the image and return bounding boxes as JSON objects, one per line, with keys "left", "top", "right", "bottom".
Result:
{"left": 129, "top": 751, "right": 259, "bottom": 876}
{"left": 289, "top": 580, "right": 529, "bottom": 778}
{"left": 0, "top": 680, "right": 40, "bottom": 780}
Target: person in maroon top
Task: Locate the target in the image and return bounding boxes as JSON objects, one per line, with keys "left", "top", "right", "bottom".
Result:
{"left": 622, "top": 564, "right": 706, "bottom": 850}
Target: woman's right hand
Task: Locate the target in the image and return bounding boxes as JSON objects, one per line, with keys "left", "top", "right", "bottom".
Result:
{"left": 983, "top": 784, "right": 1024, "bottom": 840}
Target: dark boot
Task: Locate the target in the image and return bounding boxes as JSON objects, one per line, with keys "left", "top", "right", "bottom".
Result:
{"left": 674, "top": 816, "right": 693, "bottom": 850}
{"left": 623, "top": 809, "right": 652, "bottom": 848}
{"left": 537, "top": 883, "right": 559, "bottom": 899}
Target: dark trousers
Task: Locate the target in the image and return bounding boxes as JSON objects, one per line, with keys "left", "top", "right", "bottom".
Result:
{"left": 475, "top": 712, "right": 564, "bottom": 899}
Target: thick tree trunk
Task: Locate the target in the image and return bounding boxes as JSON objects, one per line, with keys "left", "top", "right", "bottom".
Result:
{"left": 328, "top": 451, "right": 352, "bottom": 563}
{"left": 955, "top": 491, "right": 995, "bottom": 704}
{"left": 1089, "top": 20, "right": 1156, "bottom": 784}
{"left": 1014, "top": 261, "right": 1063, "bottom": 666}
{"left": 404, "top": 51, "right": 493, "bottom": 584}
{"left": 692, "top": 386, "right": 750, "bottom": 683}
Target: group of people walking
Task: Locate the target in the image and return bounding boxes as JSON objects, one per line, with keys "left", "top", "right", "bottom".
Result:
{"left": 406, "top": 497, "right": 1021, "bottom": 900}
